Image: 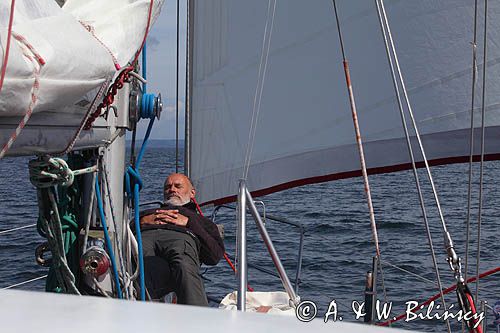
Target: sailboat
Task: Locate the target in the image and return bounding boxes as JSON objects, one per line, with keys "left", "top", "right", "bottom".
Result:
{"left": 0, "top": 0, "right": 499, "bottom": 332}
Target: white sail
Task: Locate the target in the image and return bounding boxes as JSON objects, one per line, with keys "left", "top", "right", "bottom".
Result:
{"left": 0, "top": 0, "right": 164, "bottom": 156}
{"left": 189, "top": 0, "right": 500, "bottom": 205}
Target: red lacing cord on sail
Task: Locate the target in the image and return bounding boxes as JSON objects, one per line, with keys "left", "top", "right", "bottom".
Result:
{"left": 192, "top": 197, "right": 254, "bottom": 292}
{"left": 83, "top": 0, "right": 154, "bottom": 130}
{"left": 83, "top": 67, "right": 134, "bottom": 129}
{"left": 0, "top": 0, "right": 16, "bottom": 94}
{"left": 377, "top": 266, "right": 500, "bottom": 327}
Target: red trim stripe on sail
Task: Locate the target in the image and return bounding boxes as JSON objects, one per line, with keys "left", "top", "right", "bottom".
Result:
{"left": 201, "top": 153, "right": 500, "bottom": 206}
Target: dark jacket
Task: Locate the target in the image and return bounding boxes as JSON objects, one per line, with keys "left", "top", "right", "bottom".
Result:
{"left": 139, "top": 202, "right": 225, "bottom": 265}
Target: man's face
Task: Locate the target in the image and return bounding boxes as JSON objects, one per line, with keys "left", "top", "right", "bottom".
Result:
{"left": 163, "top": 174, "right": 195, "bottom": 206}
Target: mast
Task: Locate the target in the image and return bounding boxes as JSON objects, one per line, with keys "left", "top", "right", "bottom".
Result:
{"left": 184, "top": 0, "right": 195, "bottom": 177}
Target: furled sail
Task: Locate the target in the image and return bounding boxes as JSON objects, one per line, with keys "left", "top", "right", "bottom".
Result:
{"left": 0, "top": 0, "right": 163, "bottom": 156}
{"left": 189, "top": 0, "right": 500, "bottom": 205}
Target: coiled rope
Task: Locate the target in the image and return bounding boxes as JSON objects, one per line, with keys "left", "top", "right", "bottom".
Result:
{"left": 36, "top": 187, "right": 80, "bottom": 294}
{"left": 29, "top": 155, "right": 97, "bottom": 294}
{"left": 29, "top": 157, "right": 97, "bottom": 188}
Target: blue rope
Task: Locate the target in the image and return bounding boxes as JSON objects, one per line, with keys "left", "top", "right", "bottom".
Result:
{"left": 95, "top": 175, "right": 122, "bottom": 299}
{"left": 133, "top": 182, "right": 145, "bottom": 301}
{"left": 124, "top": 41, "right": 159, "bottom": 301}
{"left": 142, "top": 41, "right": 147, "bottom": 92}
{"left": 136, "top": 118, "right": 155, "bottom": 168}
{"left": 126, "top": 118, "right": 154, "bottom": 301}
{"left": 140, "top": 93, "right": 156, "bottom": 119}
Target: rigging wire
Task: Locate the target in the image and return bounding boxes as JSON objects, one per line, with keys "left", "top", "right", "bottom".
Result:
{"left": 376, "top": 0, "right": 462, "bottom": 281}
{"left": 242, "top": 0, "right": 277, "bottom": 180}
{"left": 381, "top": 260, "right": 436, "bottom": 286}
{"left": 1, "top": 275, "right": 48, "bottom": 290}
{"left": 465, "top": 0, "right": 479, "bottom": 283}
{"left": 175, "top": 0, "right": 180, "bottom": 173}
{"left": 475, "top": 0, "right": 488, "bottom": 304}
{"left": 374, "top": 1, "right": 450, "bottom": 332}
{"left": 0, "top": 0, "right": 15, "bottom": 94}
{"left": 331, "top": 0, "right": 389, "bottom": 308}
{"left": 0, "top": 223, "right": 36, "bottom": 236}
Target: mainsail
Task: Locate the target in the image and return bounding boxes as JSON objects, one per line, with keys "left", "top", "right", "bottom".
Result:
{"left": 0, "top": 0, "right": 163, "bottom": 156}
{"left": 188, "top": 0, "right": 500, "bottom": 205}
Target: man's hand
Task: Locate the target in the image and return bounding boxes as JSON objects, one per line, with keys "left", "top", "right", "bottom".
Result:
{"left": 139, "top": 213, "right": 159, "bottom": 225}
{"left": 154, "top": 209, "right": 189, "bottom": 227}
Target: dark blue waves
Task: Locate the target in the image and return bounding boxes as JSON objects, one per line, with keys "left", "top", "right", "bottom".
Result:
{"left": 1, "top": 149, "right": 499, "bottom": 332}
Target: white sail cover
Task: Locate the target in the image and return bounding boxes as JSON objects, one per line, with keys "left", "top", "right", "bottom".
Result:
{"left": 0, "top": 0, "right": 163, "bottom": 156}
{"left": 190, "top": 0, "right": 500, "bottom": 205}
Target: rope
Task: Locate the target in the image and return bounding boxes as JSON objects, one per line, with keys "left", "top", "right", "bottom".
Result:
{"left": 82, "top": 173, "right": 95, "bottom": 254}
{"left": 125, "top": 117, "right": 156, "bottom": 301}
{"left": 133, "top": 0, "right": 154, "bottom": 69}
{"left": 95, "top": 173, "right": 123, "bottom": 299}
{"left": 37, "top": 188, "right": 80, "bottom": 294}
{"left": 475, "top": 0, "right": 488, "bottom": 303}
{"left": 242, "top": 0, "right": 277, "bottom": 180}
{"left": 29, "top": 157, "right": 98, "bottom": 188}
{"left": 59, "top": 78, "right": 111, "bottom": 155}
{"left": 465, "top": 0, "right": 479, "bottom": 283}
{"left": 2, "top": 275, "right": 48, "bottom": 290}
{"left": 0, "top": 0, "right": 15, "bottom": 93}
{"left": 465, "top": 291, "right": 483, "bottom": 333}
{"left": 142, "top": 40, "right": 148, "bottom": 92}
{"left": 83, "top": 67, "right": 135, "bottom": 129}
{"left": 102, "top": 163, "right": 129, "bottom": 299}
{"left": 374, "top": 1, "right": 450, "bottom": 331}
{"left": 0, "top": 33, "right": 44, "bottom": 159}
{"left": 0, "top": 223, "right": 36, "bottom": 236}
{"left": 378, "top": 266, "right": 500, "bottom": 327}
{"left": 92, "top": 277, "right": 112, "bottom": 298}
{"left": 83, "top": 0, "right": 154, "bottom": 130}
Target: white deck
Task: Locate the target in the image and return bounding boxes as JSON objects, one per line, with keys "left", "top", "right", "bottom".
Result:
{"left": 0, "top": 289, "right": 418, "bottom": 332}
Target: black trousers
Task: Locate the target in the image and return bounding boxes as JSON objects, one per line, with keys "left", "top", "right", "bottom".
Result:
{"left": 141, "top": 229, "right": 208, "bottom": 306}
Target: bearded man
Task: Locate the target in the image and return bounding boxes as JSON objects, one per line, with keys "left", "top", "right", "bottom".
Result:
{"left": 140, "top": 173, "right": 224, "bottom": 306}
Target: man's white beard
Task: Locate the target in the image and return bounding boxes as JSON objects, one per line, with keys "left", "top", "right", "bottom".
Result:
{"left": 164, "top": 195, "right": 190, "bottom": 206}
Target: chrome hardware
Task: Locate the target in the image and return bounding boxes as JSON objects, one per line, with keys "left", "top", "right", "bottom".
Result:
{"left": 80, "top": 238, "right": 110, "bottom": 277}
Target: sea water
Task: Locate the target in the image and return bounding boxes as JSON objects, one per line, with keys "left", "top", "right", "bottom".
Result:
{"left": 1, "top": 148, "right": 498, "bottom": 332}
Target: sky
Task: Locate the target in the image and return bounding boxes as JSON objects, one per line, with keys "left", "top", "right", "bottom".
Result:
{"left": 134, "top": 0, "right": 187, "bottom": 140}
